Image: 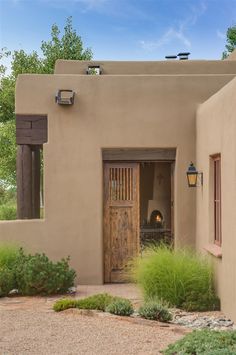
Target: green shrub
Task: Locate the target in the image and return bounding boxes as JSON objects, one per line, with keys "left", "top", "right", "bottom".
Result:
{"left": 53, "top": 293, "right": 133, "bottom": 316}
{"left": 135, "top": 245, "right": 218, "bottom": 311}
{"left": 0, "top": 204, "right": 17, "bottom": 220}
{"left": 0, "top": 244, "right": 20, "bottom": 296}
{"left": 76, "top": 293, "right": 114, "bottom": 311}
{"left": 105, "top": 298, "right": 134, "bottom": 316}
{"left": 54, "top": 293, "right": 114, "bottom": 312}
{"left": 15, "top": 249, "right": 76, "bottom": 295}
{"left": 0, "top": 244, "right": 19, "bottom": 269}
{"left": 139, "top": 300, "right": 172, "bottom": 322}
{"left": 162, "top": 330, "right": 236, "bottom": 355}
{"left": 0, "top": 267, "right": 15, "bottom": 297}
{"left": 182, "top": 291, "right": 220, "bottom": 312}
{"left": 53, "top": 299, "right": 78, "bottom": 312}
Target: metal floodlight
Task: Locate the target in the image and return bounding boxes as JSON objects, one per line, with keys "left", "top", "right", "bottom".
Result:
{"left": 55, "top": 90, "right": 75, "bottom": 105}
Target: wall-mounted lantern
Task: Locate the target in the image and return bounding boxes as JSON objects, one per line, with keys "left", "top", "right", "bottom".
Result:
{"left": 186, "top": 162, "right": 203, "bottom": 187}
{"left": 55, "top": 90, "right": 75, "bottom": 105}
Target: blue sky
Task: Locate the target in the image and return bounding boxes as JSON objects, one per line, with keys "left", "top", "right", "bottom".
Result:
{"left": 0, "top": 0, "right": 236, "bottom": 64}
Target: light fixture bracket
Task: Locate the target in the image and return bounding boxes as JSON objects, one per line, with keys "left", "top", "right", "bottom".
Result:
{"left": 55, "top": 89, "right": 75, "bottom": 105}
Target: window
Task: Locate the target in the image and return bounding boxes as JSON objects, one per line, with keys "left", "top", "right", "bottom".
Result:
{"left": 86, "top": 65, "right": 101, "bottom": 75}
{"left": 213, "top": 155, "right": 221, "bottom": 246}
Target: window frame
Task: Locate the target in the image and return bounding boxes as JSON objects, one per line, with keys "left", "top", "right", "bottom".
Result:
{"left": 212, "top": 154, "right": 222, "bottom": 246}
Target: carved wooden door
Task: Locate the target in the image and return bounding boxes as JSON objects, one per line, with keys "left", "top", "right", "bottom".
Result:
{"left": 104, "top": 163, "right": 139, "bottom": 283}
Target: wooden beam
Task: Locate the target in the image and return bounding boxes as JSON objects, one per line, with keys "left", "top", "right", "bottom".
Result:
{"left": 102, "top": 148, "right": 176, "bottom": 161}
{"left": 16, "top": 115, "right": 48, "bottom": 145}
{"left": 17, "top": 145, "right": 33, "bottom": 219}
{"left": 32, "top": 146, "right": 41, "bottom": 218}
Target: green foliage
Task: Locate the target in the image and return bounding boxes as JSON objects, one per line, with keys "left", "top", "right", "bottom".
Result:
{"left": 0, "top": 121, "right": 17, "bottom": 186}
{"left": 76, "top": 293, "right": 114, "bottom": 311}
{"left": 139, "top": 300, "right": 172, "bottom": 322}
{"left": 15, "top": 249, "right": 76, "bottom": 295}
{"left": 162, "top": 330, "right": 236, "bottom": 355}
{"left": 0, "top": 267, "right": 15, "bottom": 297}
{"left": 11, "top": 50, "right": 44, "bottom": 78}
{"left": 0, "top": 244, "right": 20, "bottom": 296}
{"left": 53, "top": 299, "right": 78, "bottom": 312}
{"left": 0, "top": 204, "right": 17, "bottom": 220}
{"left": 0, "top": 76, "right": 15, "bottom": 123}
{"left": 222, "top": 24, "right": 236, "bottom": 59}
{"left": 105, "top": 298, "right": 134, "bottom": 316}
{"left": 0, "top": 247, "right": 76, "bottom": 297}
{"left": 0, "top": 187, "right": 17, "bottom": 220}
{"left": 53, "top": 293, "right": 133, "bottom": 316}
{"left": 0, "top": 244, "right": 19, "bottom": 269}
{"left": 54, "top": 293, "right": 113, "bottom": 312}
{"left": 135, "top": 245, "right": 218, "bottom": 311}
{"left": 182, "top": 291, "right": 220, "bottom": 312}
{"left": 41, "top": 16, "right": 92, "bottom": 74}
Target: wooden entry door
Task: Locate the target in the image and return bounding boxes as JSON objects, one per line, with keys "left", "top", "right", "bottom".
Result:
{"left": 104, "top": 163, "right": 139, "bottom": 283}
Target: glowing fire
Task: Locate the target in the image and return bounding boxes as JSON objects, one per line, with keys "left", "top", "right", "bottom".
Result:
{"left": 156, "top": 215, "right": 162, "bottom": 223}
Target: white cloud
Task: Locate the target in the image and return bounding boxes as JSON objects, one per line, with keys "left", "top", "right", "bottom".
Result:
{"left": 217, "top": 30, "right": 225, "bottom": 40}
{"left": 140, "top": 1, "right": 207, "bottom": 52}
{"left": 140, "top": 26, "right": 191, "bottom": 51}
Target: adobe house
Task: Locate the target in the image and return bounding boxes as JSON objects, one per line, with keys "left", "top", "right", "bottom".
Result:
{"left": 0, "top": 51, "right": 236, "bottom": 320}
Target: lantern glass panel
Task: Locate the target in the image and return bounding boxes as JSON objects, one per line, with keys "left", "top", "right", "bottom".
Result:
{"left": 187, "top": 173, "right": 198, "bottom": 187}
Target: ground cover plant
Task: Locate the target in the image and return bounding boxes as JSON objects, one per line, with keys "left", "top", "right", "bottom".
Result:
{"left": 134, "top": 244, "right": 220, "bottom": 311}
{"left": 105, "top": 298, "right": 134, "bottom": 316}
{"left": 139, "top": 299, "right": 172, "bottom": 322}
{"left": 0, "top": 245, "right": 76, "bottom": 296}
{"left": 162, "top": 329, "right": 236, "bottom": 355}
{"left": 54, "top": 293, "right": 134, "bottom": 316}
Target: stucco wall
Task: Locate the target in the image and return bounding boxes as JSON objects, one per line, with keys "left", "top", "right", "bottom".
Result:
{"left": 0, "top": 64, "right": 235, "bottom": 284}
{"left": 55, "top": 59, "right": 236, "bottom": 75}
{"left": 196, "top": 76, "right": 236, "bottom": 321}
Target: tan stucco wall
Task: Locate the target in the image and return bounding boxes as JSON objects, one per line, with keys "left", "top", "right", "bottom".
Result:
{"left": 196, "top": 76, "right": 236, "bottom": 321}
{"left": 55, "top": 59, "right": 236, "bottom": 75}
{"left": 0, "top": 60, "right": 236, "bottom": 285}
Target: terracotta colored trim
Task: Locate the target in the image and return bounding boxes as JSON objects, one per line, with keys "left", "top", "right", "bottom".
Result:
{"left": 204, "top": 244, "right": 222, "bottom": 258}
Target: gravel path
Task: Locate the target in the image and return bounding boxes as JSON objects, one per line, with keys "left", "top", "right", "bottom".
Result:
{"left": 0, "top": 285, "right": 187, "bottom": 355}
{"left": 0, "top": 309, "right": 184, "bottom": 355}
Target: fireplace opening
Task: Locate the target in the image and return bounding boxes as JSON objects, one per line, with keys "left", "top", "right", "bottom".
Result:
{"left": 140, "top": 162, "right": 173, "bottom": 247}
{"left": 150, "top": 210, "right": 164, "bottom": 228}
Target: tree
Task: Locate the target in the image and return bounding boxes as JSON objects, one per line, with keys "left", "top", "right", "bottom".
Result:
{"left": 41, "top": 16, "right": 92, "bottom": 73}
{"left": 0, "top": 17, "right": 92, "bottom": 187}
{"left": 222, "top": 24, "right": 236, "bottom": 59}
{"left": 0, "top": 120, "right": 16, "bottom": 187}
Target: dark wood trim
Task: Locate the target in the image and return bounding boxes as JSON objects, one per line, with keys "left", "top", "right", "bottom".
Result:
{"left": 102, "top": 148, "right": 176, "bottom": 162}
{"left": 17, "top": 145, "right": 33, "bottom": 219}
{"left": 32, "top": 146, "right": 41, "bottom": 218}
{"left": 16, "top": 115, "right": 48, "bottom": 145}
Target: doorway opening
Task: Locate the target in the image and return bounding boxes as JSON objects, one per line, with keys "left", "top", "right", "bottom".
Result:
{"left": 140, "top": 162, "right": 173, "bottom": 248}
{"left": 103, "top": 149, "right": 175, "bottom": 283}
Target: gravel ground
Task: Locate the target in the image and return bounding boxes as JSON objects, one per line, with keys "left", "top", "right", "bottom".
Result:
{"left": 0, "top": 285, "right": 190, "bottom": 354}
{"left": 0, "top": 308, "right": 185, "bottom": 355}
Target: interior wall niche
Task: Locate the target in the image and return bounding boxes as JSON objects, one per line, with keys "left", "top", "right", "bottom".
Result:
{"left": 16, "top": 115, "right": 48, "bottom": 219}
{"left": 140, "top": 162, "right": 171, "bottom": 229}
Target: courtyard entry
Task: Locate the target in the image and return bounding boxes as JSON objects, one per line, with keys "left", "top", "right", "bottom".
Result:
{"left": 103, "top": 163, "right": 140, "bottom": 283}
{"left": 103, "top": 149, "right": 175, "bottom": 283}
